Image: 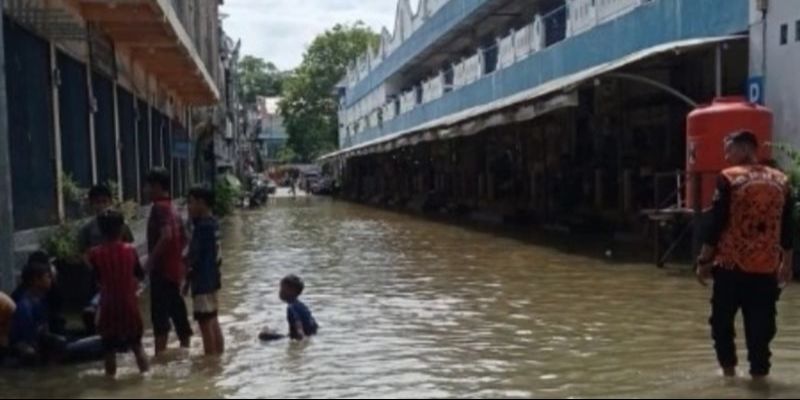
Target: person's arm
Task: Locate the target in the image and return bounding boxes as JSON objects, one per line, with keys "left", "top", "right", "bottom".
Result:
{"left": 134, "top": 254, "right": 145, "bottom": 282}
{"left": 78, "top": 223, "right": 92, "bottom": 265}
{"left": 146, "top": 206, "right": 174, "bottom": 270}
{"left": 293, "top": 322, "right": 306, "bottom": 341}
{"left": 123, "top": 224, "right": 135, "bottom": 244}
{"left": 697, "top": 175, "right": 731, "bottom": 286}
{"left": 779, "top": 191, "right": 796, "bottom": 285}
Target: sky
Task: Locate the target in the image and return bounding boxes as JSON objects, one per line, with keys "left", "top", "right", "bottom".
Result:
{"left": 221, "top": 0, "right": 399, "bottom": 70}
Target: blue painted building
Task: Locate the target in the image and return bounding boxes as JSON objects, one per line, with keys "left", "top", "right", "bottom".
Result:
{"left": 327, "top": 0, "right": 753, "bottom": 236}
{"left": 332, "top": 0, "right": 749, "bottom": 151}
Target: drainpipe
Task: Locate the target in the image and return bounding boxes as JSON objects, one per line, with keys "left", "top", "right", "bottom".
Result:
{"left": 0, "top": 0, "right": 16, "bottom": 292}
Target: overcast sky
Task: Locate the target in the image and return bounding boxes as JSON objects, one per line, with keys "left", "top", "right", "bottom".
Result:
{"left": 221, "top": 0, "right": 398, "bottom": 70}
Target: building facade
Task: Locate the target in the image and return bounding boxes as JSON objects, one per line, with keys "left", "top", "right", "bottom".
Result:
{"left": 326, "top": 0, "right": 751, "bottom": 241}
{"left": 253, "top": 96, "right": 289, "bottom": 166}
{"left": 0, "top": 0, "right": 234, "bottom": 289}
{"left": 749, "top": 0, "right": 800, "bottom": 149}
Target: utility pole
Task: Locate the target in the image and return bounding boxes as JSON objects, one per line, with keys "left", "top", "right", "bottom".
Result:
{"left": 0, "top": 0, "right": 16, "bottom": 292}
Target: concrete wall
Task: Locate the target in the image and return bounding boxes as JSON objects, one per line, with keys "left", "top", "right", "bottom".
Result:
{"left": 755, "top": 0, "right": 800, "bottom": 148}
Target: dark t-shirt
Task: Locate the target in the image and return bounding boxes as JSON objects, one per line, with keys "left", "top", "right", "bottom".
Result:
{"left": 287, "top": 300, "right": 318, "bottom": 339}
{"left": 147, "top": 197, "right": 187, "bottom": 284}
{"left": 9, "top": 292, "right": 47, "bottom": 348}
{"left": 188, "top": 216, "right": 222, "bottom": 296}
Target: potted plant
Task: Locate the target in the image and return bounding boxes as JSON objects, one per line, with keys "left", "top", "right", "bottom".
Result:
{"left": 772, "top": 144, "right": 800, "bottom": 278}
{"left": 40, "top": 175, "right": 90, "bottom": 312}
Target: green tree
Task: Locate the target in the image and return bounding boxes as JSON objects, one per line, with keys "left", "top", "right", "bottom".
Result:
{"left": 280, "top": 22, "right": 380, "bottom": 161}
{"left": 238, "top": 55, "right": 286, "bottom": 104}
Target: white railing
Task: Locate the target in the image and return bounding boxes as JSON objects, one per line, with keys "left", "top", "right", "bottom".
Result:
{"left": 399, "top": 89, "right": 417, "bottom": 114}
{"left": 454, "top": 52, "right": 483, "bottom": 87}
{"left": 568, "top": 0, "right": 597, "bottom": 37}
{"left": 596, "top": 0, "right": 643, "bottom": 24}
{"left": 497, "top": 34, "right": 515, "bottom": 70}
{"left": 343, "top": 0, "right": 648, "bottom": 142}
{"left": 421, "top": 73, "right": 444, "bottom": 103}
{"left": 368, "top": 110, "right": 380, "bottom": 128}
{"left": 383, "top": 101, "right": 397, "bottom": 122}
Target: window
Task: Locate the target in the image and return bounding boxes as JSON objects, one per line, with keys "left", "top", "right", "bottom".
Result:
{"left": 796, "top": 20, "right": 800, "bottom": 42}
{"left": 780, "top": 24, "right": 788, "bottom": 45}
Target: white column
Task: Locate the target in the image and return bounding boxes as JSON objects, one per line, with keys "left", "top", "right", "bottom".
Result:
{"left": 50, "top": 44, "right": 65, "bottom": 221}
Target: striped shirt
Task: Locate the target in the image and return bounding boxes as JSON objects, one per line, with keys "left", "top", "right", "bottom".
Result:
{"left": 88, "top": 242, "right": 144, "bottom": 340}
{"left": 148, "top": 197, "right": 187, "bottom": 284}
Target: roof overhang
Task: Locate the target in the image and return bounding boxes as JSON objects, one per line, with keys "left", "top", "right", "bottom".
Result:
{"left": 69, "top": 0, "right": 221, "bottom": 105}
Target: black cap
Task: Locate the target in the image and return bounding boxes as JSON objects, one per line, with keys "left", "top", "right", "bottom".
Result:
{"left": 726, "top": 130, "right": 759, "bottom": 149}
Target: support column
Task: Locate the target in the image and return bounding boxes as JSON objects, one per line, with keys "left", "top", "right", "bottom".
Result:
{"left": 715, "top": 44, "right": 723, "bottom": 98}
{"left": 0, "top": 0, "right": 15, "bottom": 291}
{"left": 50, "top": 44, "right": 65, "bottom": 221}
{"left": 113, "top": 84, "right": 123, "bottom": 201}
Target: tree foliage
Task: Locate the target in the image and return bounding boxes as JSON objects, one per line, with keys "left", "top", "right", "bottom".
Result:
{"left": 238, "top": 55, "right": 287, "bottom": 104}
{"left": 280, "top": 22, "right": 380, "bottom": 161}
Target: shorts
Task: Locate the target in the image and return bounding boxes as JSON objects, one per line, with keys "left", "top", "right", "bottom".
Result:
{"left": 101, "top": 335, "right": 142, "bottom": 353}
{"left": 150, "top": 276, "right": 193, "bottom": 339}
{"left": 193, "top": 292, "right": 219, "bottom": 321}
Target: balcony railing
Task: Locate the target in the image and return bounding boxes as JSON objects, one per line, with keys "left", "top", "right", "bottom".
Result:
{"left": 342, "top": 0, "right": 650, "bottom": 143}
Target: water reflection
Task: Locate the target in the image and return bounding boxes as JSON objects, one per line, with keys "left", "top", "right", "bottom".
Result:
{"left": 2, "top": 199, "right": 800, "bottom": 398}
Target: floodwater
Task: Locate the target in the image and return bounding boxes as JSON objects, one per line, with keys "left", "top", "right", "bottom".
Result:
{"left": 3, "top": 199, "right": 800, "bottom": 399}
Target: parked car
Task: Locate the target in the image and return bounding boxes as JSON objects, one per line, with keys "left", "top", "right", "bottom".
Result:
{"left": 310, "top": 177, "right": 335, "bottom": 195}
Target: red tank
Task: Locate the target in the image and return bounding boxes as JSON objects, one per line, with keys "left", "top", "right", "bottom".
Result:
{"left": 686, "top": 97, "right": 773, "bottom": 209}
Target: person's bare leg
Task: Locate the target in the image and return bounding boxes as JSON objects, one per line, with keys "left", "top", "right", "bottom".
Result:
{"left": 212, "top": 318, "right": 225, "bottom": 355}
{"left": 199, "top": 320, "right": 214, "bottom": 355}
{"left": 133, "top": 344, "right": 150, "bottom": 374}
{"left": 104, "top": 352, "right": 117, "bottom": 378}
{"left": 155, "top": 335, "right": 168, "bottom": 356}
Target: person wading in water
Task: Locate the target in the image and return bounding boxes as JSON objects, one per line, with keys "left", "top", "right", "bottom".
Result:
{"left": 696, "top": 131, "right": 795, "bottom": 381}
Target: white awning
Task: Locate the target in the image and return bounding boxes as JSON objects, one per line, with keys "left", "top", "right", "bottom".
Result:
{"left": 321, "top": 35, "right": 745, "bottom": 161}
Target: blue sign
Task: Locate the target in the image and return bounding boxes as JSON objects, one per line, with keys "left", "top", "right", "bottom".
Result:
{"left": 172, "top": 140, "right": 191, "bottom": 159}
{"left": 747, "top": 76, "right": 764, "bottom": 105}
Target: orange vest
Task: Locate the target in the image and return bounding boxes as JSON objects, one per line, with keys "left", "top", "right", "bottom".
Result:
{"left": 715, "top": 165, "right": 789, "bottom": 274}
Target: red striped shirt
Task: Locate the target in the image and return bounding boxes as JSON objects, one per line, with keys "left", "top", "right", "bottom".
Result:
{"left": 88, "top": 242, "right": 144, "bottom": 340}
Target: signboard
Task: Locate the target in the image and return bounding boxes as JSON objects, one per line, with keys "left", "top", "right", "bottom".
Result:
{"left": 747, "top": 76, "right": 764, "bottom": 105}
{"left": 172, "top": 140, "right": 191, "bottom": 160}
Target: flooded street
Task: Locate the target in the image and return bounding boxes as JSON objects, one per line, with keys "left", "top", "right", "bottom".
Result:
{"left": 4, "top": 199, "right": 800, "bottom": 398}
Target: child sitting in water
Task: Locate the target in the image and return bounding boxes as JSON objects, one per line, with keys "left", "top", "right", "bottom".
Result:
{"left": 87, "top": 210, "right": 149, "bottom": 377}
{"left": 260, "top": 275, "right": 318, "bottom": 341}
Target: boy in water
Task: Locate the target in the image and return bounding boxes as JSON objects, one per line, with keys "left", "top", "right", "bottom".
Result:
{"left": 187, "top": 187, "right": 225, "bottom": 356}
{"left": 259, "top": 275, "right": 318, "bottom": 342}
{"left": 281, "top": 275, "right": 318, "bottom": 341}
{"left": 87, "top": 210, "right": 149, "bottom": 377}
{"left": 9, "top": 256, "right": 59, "bottom": 364}
{"left": 78, "top": 184, "right": 135, "bottom": 333}
{"left": 145, "top": 168, "right": 193, "bottom": 355}
{"left": 79, "top": 184, "right": 135, "bottom": 255}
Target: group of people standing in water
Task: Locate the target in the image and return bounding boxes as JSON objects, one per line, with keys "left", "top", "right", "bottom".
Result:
{"left": 0, "top": 130, "right": 790, "bottom": 384}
